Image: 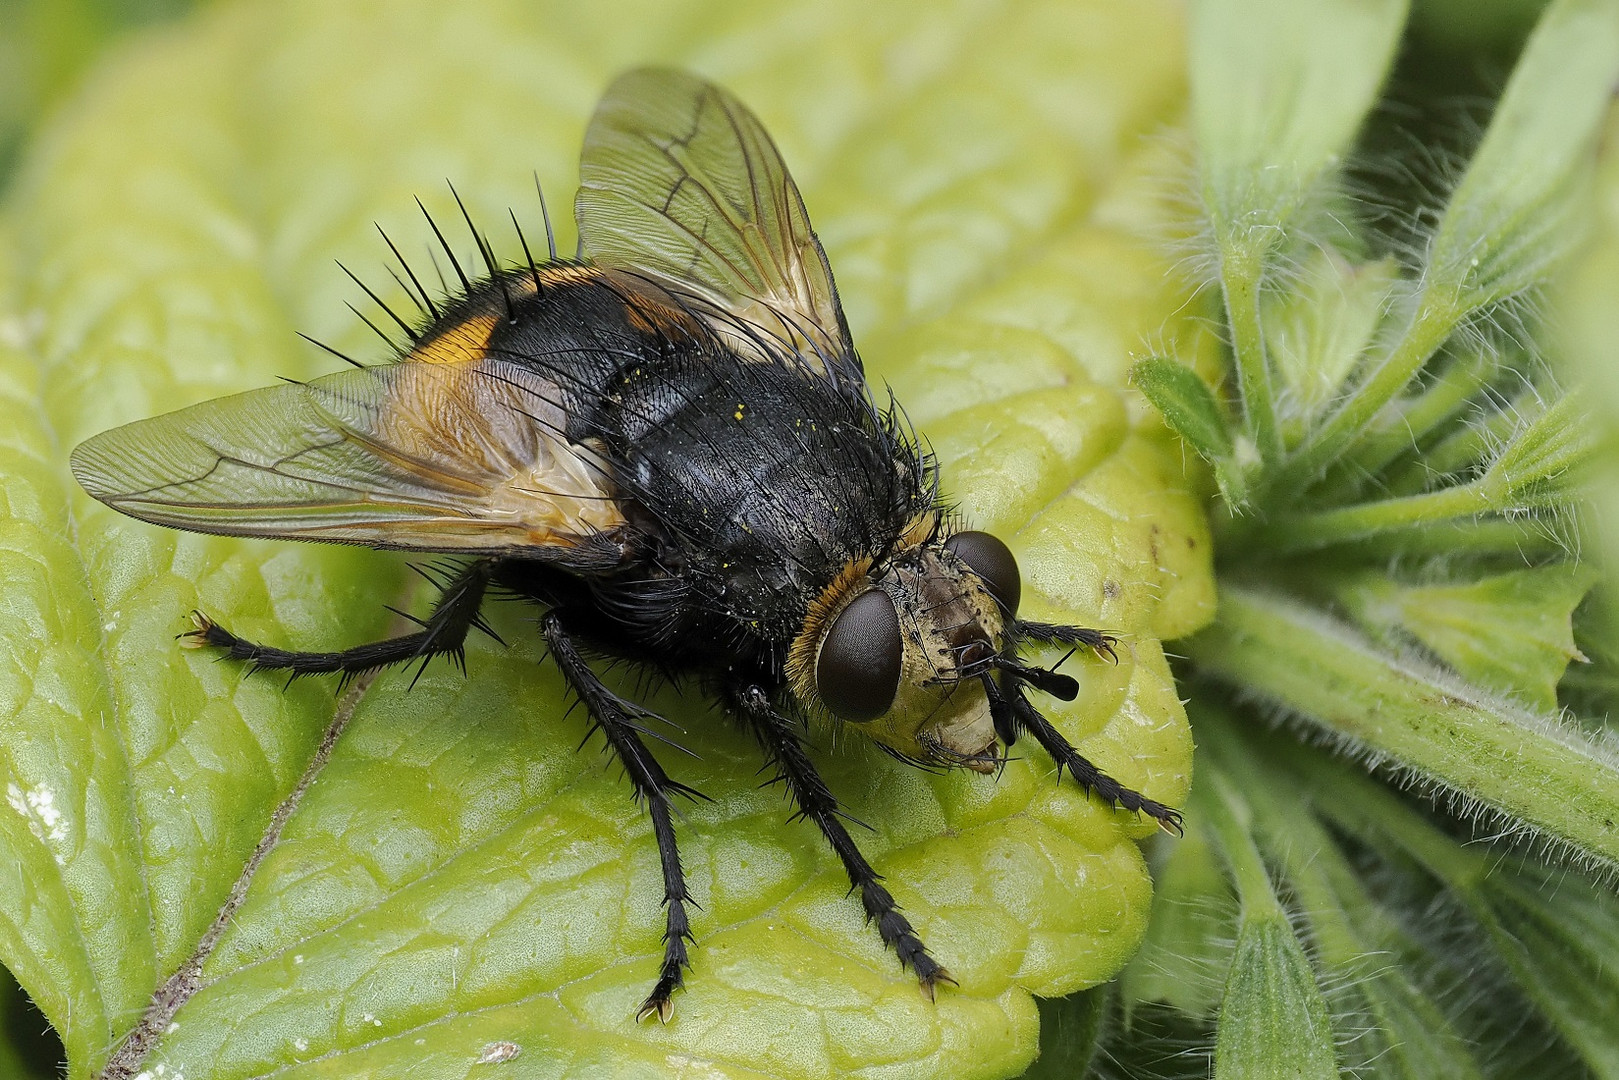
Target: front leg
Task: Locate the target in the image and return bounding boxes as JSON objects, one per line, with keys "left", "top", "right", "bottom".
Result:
{"left": 731, "top": 684, "right": 952, "bottom": 996}
{"left": 539, "top": 612, "right": 699, "bottom": 1023}
{"left": 982, "top": 674, "right": 1183, "bottom": 835}
{"left": 1011, "top": 618, "right": 1118, "bottom": 662}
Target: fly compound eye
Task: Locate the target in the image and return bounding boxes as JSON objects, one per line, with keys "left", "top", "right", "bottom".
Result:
{"left": 816, "top": 589, "right": 903, "bottom": 722}
{"left": 944, "top": 530, "right": 1021, "bottom": 616}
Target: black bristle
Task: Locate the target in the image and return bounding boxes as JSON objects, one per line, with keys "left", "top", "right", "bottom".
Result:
{"left": 511, "top": 208, "right": 544, "bottom": 295}
{"left": 337, "top": 260, "right": 419, "bottom": 342}
{"left": 376, "top": 223, "right": 441, "bottom": 321}
{"left": 416, "top": 196, "right": 471, "bottom": 291}
{"left": 345, "top": 301, "right": 401, "bottom": 352}
{"left": 534, "top": 171, "right": 559, "bottom": 262}
{"left": 449, "top": 182, "right": 514, "bottom": 322}
{"left": 296, "top": 331, "right": 366, "bottom": 370}
{"left": 384, "top": 265, "right": 427, "bottom": 317}
{"left": 422, "top": 248, "right": 448, "bottom": 296}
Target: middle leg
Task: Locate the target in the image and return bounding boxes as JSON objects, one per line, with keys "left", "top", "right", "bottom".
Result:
{"left": 731, "top": 683, "right": 951, "bottom": 995}
{"left": 540, "top": 611, "right": 700, "bottom": 1023}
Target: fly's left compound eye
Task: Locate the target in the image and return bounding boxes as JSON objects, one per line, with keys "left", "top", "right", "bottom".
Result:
{"left": 816, "top": 589, "right": 903, "bottom": 723}
{"left": 945, "top": 530, "right": 1021, "bottom": 616}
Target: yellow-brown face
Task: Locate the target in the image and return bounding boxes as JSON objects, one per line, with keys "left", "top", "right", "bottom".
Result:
{"left": 789, "top": 530, "right": 1024, "bottom": 770}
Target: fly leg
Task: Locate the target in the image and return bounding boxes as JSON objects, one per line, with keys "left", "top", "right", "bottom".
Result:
{"left": 1010, "top": 619, "right": 1119, "bottom": 662}
{"left": 540, "top": 611, "right": 699, "bottom": 1023}
{"left": 732, "top": 683, "right": 952, "bottom": 996}
{"left": 184, "top": 560, "right": 496, "bottom": 682}
{"left": 981, "top": 673, "right": 1183, "bottom": 835}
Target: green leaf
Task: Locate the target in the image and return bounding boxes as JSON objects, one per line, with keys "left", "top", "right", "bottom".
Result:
{"left": 1335, "top": 564, "right": 1599, "bottom": 711}
{"left": 1424, "top": 0, "right": 1619, "bottom": 309}
{"left": 0, "top": 0, "right": 206, "bottom": 185}
{"left": 1131, "top": 356, "right": 1247, "bottom": 503}
{"left": 1186, "top": 585, "right": 1619, "bottom": 875}
{"left": 1280, "top": 0, "right": 1619, "bottom": 491}
{"left": 1190, "top": 0, "right": 1409, "bottom": 463}
{"left": 1261, "top": 251, "right": 1399, "bottom": 437}
{"left": 1480, "top": 394, "right": 1601, "bottom": 508}
{"left": 1203, "top": 717, "right": 1485, "bottom": 1080}
{"left": 1202, "top": 775, "right": 1338, "bottom": 1080}
{"left": 1305, "top": 757, "right": 1619, "bottom": 1080}
{"left": 1191, "top": 0, "right": 1408, "bottom": 239}
{"left": 1214, "top": 917, "right": 1339, "bottom": 1080}
{"left": 0, "top": 3, "right": 1210, "bottom": 1078}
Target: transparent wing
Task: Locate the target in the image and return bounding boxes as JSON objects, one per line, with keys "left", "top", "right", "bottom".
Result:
{"left": 70, "top": 358, "right": 625, "bottom": 557}
{"left": 576, "top": 67, "right": 858, "bottom": 377}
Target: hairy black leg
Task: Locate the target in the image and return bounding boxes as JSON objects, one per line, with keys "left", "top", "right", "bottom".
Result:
{"left": 982, "top": 674, "right": 1183, "bottom": 835}
{"left": 183, "top": 560, "right": 496, "bottom": 682}
{"left": 1011, "top": 619, "right": 1118, "bottom": 662}
{"left": 540, "top": 612, "right": 699, "bottom": 1023}
{"left": 732, "top": 684, "right": 952, "bottom": 995}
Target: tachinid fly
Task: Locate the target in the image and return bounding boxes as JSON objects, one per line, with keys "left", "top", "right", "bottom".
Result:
{"left": 71, "top": 67, "right": 1183, "bottom": 1022}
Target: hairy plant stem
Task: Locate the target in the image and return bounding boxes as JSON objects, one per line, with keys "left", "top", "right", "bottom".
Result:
{"left": 1325, "top": 346, "right": 1502, "bottom": 499}
{"left": 1267, "top": 294, "right": 1461, "bottom": 500}
{"left": 1236, "top": 480, "right": 1495, "bottom": 553}
{"left": 1185, "top": 584, "right": 1619, "bottom": 875}
{"left": 1203, "top": 771, "right": 1281, "bottom": 918}
{"left": 1221, "top": 249, "right": 1283, "bottom": 466}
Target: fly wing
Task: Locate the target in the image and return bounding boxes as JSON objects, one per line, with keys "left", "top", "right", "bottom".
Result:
{"left": 576, "top": 67, "right": 859, "bottom": 380}
{"left": 70, "top": 357, "right": 626, "bottom": 558}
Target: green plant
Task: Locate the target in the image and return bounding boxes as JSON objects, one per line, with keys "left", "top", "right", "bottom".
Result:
{"left": 2, "top": 1, "right": 1617, "bottom": 1078}
{"left": 1108, "top": 0, "right": 1619, "bottom": 1075}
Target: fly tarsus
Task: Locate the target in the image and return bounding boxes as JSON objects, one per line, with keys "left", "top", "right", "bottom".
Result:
{"left": 634, "top": 792, "right": 695, "bottom": 1024}
{"left": 984, "top": 673, "right": 1184, "bottom": 836}
{"left": 1010, "top": 619, "right": 1119, "bottom": 663}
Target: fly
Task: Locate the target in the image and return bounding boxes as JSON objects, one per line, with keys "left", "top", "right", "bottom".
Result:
{"left": 70, "top": 67, "right": 1183, "bottom": 1022}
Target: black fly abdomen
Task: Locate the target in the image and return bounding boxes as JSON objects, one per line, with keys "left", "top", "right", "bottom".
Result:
{"left": 70, "top": 66, "right": 1183, "bottom": 1023}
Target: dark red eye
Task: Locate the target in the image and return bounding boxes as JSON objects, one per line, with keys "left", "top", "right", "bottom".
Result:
{"left": 816, "top": 589, "right": 903, "bottom": 722}
{"left": 945, "top": 530, "right": 1021, "bottom": 616}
